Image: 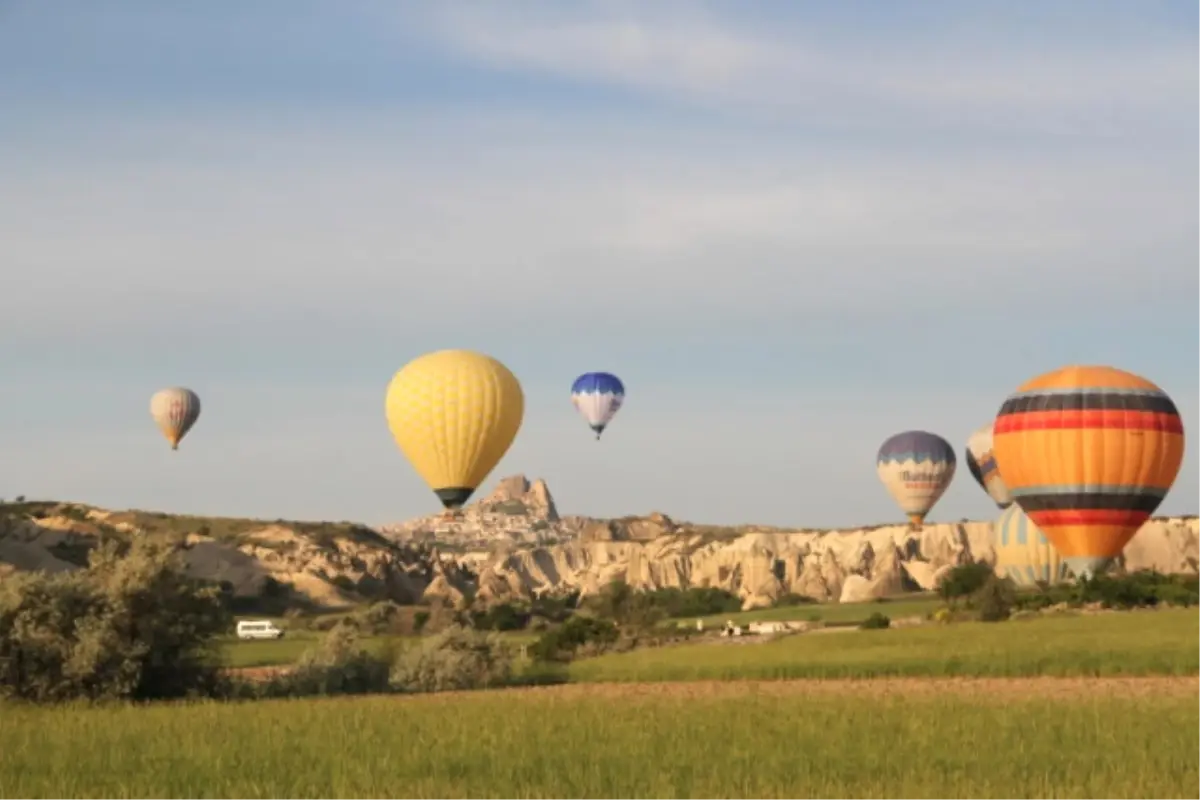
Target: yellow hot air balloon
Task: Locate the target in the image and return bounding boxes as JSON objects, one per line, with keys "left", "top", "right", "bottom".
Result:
{"left": 384, "top": 349, "right": 524, "bottom": 512}
{"left": 992, "top": 365, "right": 1185, "bottom": 579}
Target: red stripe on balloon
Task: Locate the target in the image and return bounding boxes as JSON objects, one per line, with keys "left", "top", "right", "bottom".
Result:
{"left": 994, "top": 410, "right": 1182, "bottom": 434}
{"left": 1028, "top": 509, "right": 1150, "bottom": 527}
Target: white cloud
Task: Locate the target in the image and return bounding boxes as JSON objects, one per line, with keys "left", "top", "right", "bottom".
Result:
{"left": 2, "top": 115, "right": 1193, "bottom": 342}
{"left": 415, "top": 2, "right": 1197, "bottom": 135}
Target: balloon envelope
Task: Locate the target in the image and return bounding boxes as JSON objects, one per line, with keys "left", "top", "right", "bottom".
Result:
{"left": 876, "top": 430, "right": 956, "bottom": 527}
{"left": 992, "top": 504, "right": 1068, "bottom": 587}
{"left": 570, "top": 372, "right": 625, "bottom": 439}
{"left": 992, "top": 365, "right": 1185, "bottom": 579}
{"left": 384, "top": 349, "right": 524, "bottom": 511}
{"left": 150, "top": 387, "right": 201, "bottom": 451}
{"left": 965, "top": 423, "right": 1012, "bottom": 509}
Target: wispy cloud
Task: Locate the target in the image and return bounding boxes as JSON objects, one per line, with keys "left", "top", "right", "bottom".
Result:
{"left": 417, "top": 1, "right": 1197, "bottom": 135}
{"left": 3, "top": 114, "right": 1193, "bottom": 346}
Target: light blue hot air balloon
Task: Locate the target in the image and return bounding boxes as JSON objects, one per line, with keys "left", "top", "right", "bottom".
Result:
{"left": 992, "top": 503, "right": 1068, "bottom": 588}
{"left": 570, "top": 372, "right": 625, "bottom": 440}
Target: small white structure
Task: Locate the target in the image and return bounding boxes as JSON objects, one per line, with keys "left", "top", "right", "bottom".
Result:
{"left": 720, "top": 619, "right": 746, "bottom": 637}
{"left": 235, "top": 620, "right": 285, "bottom": 640}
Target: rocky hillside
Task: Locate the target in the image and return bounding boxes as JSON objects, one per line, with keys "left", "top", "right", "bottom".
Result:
{"left": 0, "top": 500, "right": 473, "bottom": 610}
{"left": 3, "top": 475, "right": 1196, "bottom": 613}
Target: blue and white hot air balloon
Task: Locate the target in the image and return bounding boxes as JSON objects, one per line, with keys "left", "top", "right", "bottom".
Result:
{"left": 570, "top": 372, "right": 625, "bottom": 440}
{"left": 876, "top": 430, "right": 956, "bottom": 529}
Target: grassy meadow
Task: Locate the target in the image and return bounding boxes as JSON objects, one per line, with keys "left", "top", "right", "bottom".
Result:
{"left": 220, "top": 596, "right": 943, "bottom": 668}
{"left": 4, "top": 608, "right": 1198, "bottom": 798}
{"left": 682, "top": 593, "right": 942, "bottom": 627}
{"left": 2, "top": 681, "right": 1195, "bottom": 798}
{"left": 569, "top": 609, "right": 1199, "bottom": 683}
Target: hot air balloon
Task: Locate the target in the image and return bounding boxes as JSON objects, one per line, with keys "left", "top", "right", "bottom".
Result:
{"left": 992, "top": 503, "right": 1067, "bottom": 588}
{"left": 570, "top": 372, "right": 625, "bottom": 440}
{"left": 149, "top": 387, "right": 201, "bottom": 451}
{"left": 876, "top": 430, "right": 956, "bottom": 529}
{"left": 384, "top": 349, "right": 524, "bottom": 513}
{"left": 965, "top": 423, "right": 1012, "bottom": 509}
{"left": 992, "top": 365, "right": 1185, "bottom": 580}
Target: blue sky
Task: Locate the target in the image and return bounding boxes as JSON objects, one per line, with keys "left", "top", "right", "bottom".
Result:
{"left": 1, "top": 0, "right": 1196, "bottom": 527}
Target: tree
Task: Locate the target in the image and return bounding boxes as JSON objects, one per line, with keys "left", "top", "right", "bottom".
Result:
{"left": 937, "top": 562, "right": 994, "bottom": 605}
{"left": 390, "top": 626, "right": 514, "bottom": 693}
{"left": 0, "top": 538, "right": 231, "bottom": 703}
{"left": 586, "top": 580, "right": 665, "bottom": 629}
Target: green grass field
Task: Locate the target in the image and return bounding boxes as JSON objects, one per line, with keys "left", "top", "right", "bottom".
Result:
{"left": 681, "top": 594, "right": 942, "bottom": 627}
{"left": 570, "top": 609, "right": 1200, "bottom": 682}
{"left": 222, "top": 597, "right": 943, "bottom": 668}
{"left": 2, "top": 682, "right": 1194, "bottom": 798}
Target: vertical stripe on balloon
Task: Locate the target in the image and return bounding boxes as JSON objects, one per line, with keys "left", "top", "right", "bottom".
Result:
{"left": 991, "top": 504, "right": 1067, "bottom": 588}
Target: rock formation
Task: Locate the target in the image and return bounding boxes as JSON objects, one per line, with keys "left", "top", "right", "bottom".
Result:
{"left": 0, "top": 501, "right": 463, "bottom": 609}
{"left": 3, "top": 474, "right": 1196, "bottom": 613}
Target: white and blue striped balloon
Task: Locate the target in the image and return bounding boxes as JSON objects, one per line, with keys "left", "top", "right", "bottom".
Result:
{"left": 875, "top": 430, "right": 956, "bottom": 527}
{"left": 570, "top": 372, "right": 625, "bottom": 440}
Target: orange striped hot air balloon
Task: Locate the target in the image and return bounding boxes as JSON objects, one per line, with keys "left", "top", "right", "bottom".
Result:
{"left": 991, "top": 365, "right": 1185, "bottom": 579}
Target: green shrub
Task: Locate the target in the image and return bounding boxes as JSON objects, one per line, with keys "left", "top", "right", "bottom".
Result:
{"left": 642, "top": 587, "right": 742, "bottom": 618}
{"left": 1011, "top": 570, "right": 1198, "bottom": 613}
{"left": 352, "top": 601, "right": 405, "bottom": 635}
{"left": 859, "top": 612, "right": 891, "bottom": 630}
{"left": 528, "top": 615, "right": 619, "bottom": 662}
{"left": 413, "top": 610, "right": 431, "bottom": 633}
{"left": 774, "top": 593, "right": 819, "bottom": 607}
{"left": 390, "top": 626, "right": 513, "bottom": 694}
{"left": 530, "top": 591, "right": 580, "bottom": 623}
{"left": 974, "top": 576, "right": 1017, "bottom": 622}
{"left": 470, "top": 602, "right": 531, "bottom": 632}
{"left": 585, "top": 581, "right": 665, "bottom": 629}
{"left": 585, "top": 582, "right": 737, "bottom": 626}
{"left": 269, "top": 623, "right": 394, "bottom": 697}
{"left": 937, "top": 563, "right": 994, "bottom": 604}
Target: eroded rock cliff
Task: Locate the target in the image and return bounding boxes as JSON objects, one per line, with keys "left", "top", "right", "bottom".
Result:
{"left": 3, "top": 474, "right": 1195, "bottom": 612}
